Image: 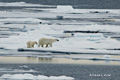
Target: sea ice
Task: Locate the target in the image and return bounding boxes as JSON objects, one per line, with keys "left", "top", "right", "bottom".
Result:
{"left": 0, "top": 74, "right": 74, "bottom": 80}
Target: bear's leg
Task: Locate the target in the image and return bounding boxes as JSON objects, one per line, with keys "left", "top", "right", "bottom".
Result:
{"left": 41, "top": 44, "right": 44, "bottom": 47}
{"left": 32, "top": 44, "right": 34, "bottom": 48}
{"left": 46, "top": 44, "right": 49, "bottom": 48}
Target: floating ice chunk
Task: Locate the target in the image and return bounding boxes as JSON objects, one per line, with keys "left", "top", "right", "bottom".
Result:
{"left": 57, "top": 5, "right": 74, "bottom": 11}
{"left": 0, "top": 2, "right": 55, "bottom": 7}
{"left": 0, "top": 2, "right": 26, "bottom": 6}
{"left": 0, "top": 18, "right": 45, "bottom": 24}
{"left": 103, "top": 55, "right": 111, "bottom": 58}
{"left": 22, "top": 25, "right": 29, "bottom": 32}
{"left": 19, "top": 65, "right": 29, "bottom": 68}
{"left": 53, "top": 5, "right": 74, "bottom": 13}
{"left": 22, "top": 25, "right": 34, "bottom": 32}
{"left": 0, "top": 68, "right": 36, "bottom": 73}
{"left": 0, "top": 74, "right": 75, "bottom": 80}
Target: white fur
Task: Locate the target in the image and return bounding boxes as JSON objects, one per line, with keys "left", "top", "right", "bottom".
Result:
{"left": 26, "top": 41, "right": 37, "bottom": 48}
{"left": 38, "top": 38, "right": 59, "bottom": 48}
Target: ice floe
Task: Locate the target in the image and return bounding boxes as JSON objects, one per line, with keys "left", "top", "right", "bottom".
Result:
{"left": 0, "top": 18, "right": 47, "bottom": 24}
{"left": 0, "top": 2, "right": 55, "bottom": 7}
{"left": 0, "top": 73, "right": 74, "bottom": 80}
{"left": 0, "top": 24, "right": 120, "bottom": 54}
{"left": 0, "top": 3, "right": 120, "bottom": 57}
{"left": 0, "top": 68, "right": 36, "bottom": 73}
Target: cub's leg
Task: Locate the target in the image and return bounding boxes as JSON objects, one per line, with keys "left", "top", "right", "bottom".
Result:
{"left": 27, "top": 42, "right": 31, "bottom": 48}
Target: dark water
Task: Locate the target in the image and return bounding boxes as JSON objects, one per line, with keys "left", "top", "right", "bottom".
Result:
{"left": 0, "top": 64, "right": 120, "bottom": 80}
{"left": 0, "top": 0, "right": 120, "bottom": 9}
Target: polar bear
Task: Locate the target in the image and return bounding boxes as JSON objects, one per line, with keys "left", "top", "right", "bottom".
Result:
{"left": 38, "top": 38, "right": 59, "bottom": 48}
{"left": 26, "top": 41, "right": 37, "bottom": 48}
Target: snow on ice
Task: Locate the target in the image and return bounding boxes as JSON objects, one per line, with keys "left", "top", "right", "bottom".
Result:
{"left": 0, "top": 2, "right": 55, "bottom": 7}
{"left": 0, "top": 74, "right": 74, "bottom": 80}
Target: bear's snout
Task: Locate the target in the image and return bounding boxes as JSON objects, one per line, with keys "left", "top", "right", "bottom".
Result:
{"left": 56, "top": 39, "right": 59, "bottom": 41}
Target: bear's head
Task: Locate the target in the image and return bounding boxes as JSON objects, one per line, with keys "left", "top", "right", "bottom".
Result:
{"left": 33, "top": 41, "right": 37, "bottom": 44}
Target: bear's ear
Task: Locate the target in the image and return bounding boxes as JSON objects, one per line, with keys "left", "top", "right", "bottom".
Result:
{"left": 56, "top": 39, "right": 59, "bottom": 41}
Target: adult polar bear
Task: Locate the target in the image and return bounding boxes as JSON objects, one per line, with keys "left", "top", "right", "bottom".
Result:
{"left": 27, "top": 41, "right": 37, "bottom": 48}
{"left": 38, "top": 38, "right": 59, "bottom": 48}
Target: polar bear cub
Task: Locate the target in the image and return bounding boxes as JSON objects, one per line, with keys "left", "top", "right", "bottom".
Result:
{"left": 38, "top": 38, "right": 59, "bottom": 48}
{"left": 26, "top": 41, "right": 37, "bottom": 48}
